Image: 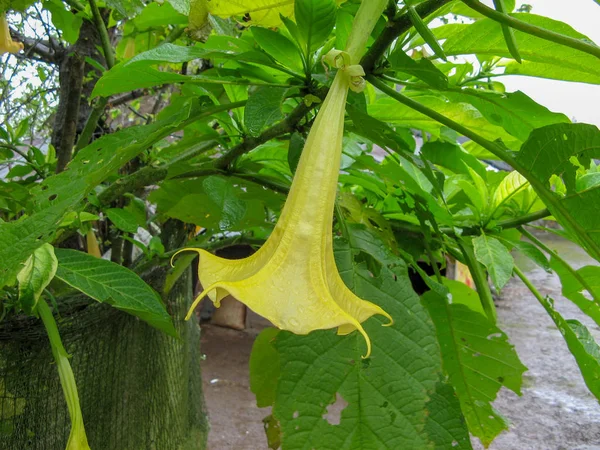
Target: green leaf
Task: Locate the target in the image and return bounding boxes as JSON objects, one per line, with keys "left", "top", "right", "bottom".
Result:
{"left": 491, "top": 170, "right": 529, "bottom": 209}
{"left": 515, "top": 123, "right": 600, "bottom": 260}
{"left": 17, "top": 244, "right": 58, "bottom": 315}
{"left": 132, "top": 1, "right": 187, "bottom": 30}
{"left": 166, "top": 0, "right": 189, "bottom": 14}
{"left": 442, "top": 14, "right": 600, "bottom": 84}
{"left": 127, "top": 43, "right": 209, "bottom": 65}
{"left": 287, "top": 131, "right": 304, "bottom": 174}
{"left": 472, "top": 233, "right": 514, "bottom": 291}
{"left": 105, "top": 0, "right": 143, "bottom": 17}
{"left": 388, "top": 49, "right": 448, "bottom": 89}
{"left": 295, "top": 0, "right": 337, "bottom": 53}
{"left": 43, "top": 0, "right": 83, "bottom": 44}
{"left": 367, "top": 94, "right": 519, "bottom": 149}
{"left": 244, "top": 86, "right": 287, "bottom": 136}
{"left": 577, "top": 172, "right": 600, "bottom": 192}
{"left": 334, "top": 8, "right": 353, "bottom": 50}
{"left": 536, "top": 295, "right": 600, "bottom": 401}
{"left": 421, "top": 141, "right": 486, "bottom": 178}
{"left": 202, "top": 176, "right": 247, "bottom": 229}
{"left": 0, "top": 100, "right": 198, "bottom": 288}
{"left": 442, "top": 90, "right": 569, "bottom": 142}
{"left": 252, "top": 27, "right": 303, "bottom": 72}
{"left": 150, "top": 176, "right": 279, "bottom": 231}
{"left": 203, "top": 0, "right": 295, "bottom": 27}
{"left": 249, "top": 328, "right": 280, "bottom": 408}
{"left": 54, "top": 249, "right": 176, "bottom": 337}
{"left": 347, "top": 106, "right": 413, "bottom": 155}
{"left": 551, "top": 258, "right": 600, "bottom": 327}
{"left": 422, "top": 287, "right": 527, "bottom": 447}
{"left": 106, "top": 208, "right": 141, "bottom": 234}
{"left": 510, "top": 239, "right": 550, "bottom": 272}
{"left": 271, "top": 227, "right": 471, "bottom": 449}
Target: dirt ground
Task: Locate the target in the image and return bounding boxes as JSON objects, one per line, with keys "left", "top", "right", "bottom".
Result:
{"left": 200, "top": 232, "right": 600, "bottom": 450}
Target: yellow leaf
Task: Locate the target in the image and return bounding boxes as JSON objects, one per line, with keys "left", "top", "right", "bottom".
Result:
{"left": 190, "top": 0, "right": 294, "bottom": 31}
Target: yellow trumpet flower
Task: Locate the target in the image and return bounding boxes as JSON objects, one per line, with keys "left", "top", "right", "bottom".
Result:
{"left": 178, "top": 0, "right": 391, "bottom": 357}
{"left": 1, "top": 13, "right": 24, "bottom": 55}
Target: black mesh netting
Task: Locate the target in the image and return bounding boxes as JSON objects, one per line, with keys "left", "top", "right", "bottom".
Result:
{"left": 0, "top": 266, "right": 208, "bottom": 449}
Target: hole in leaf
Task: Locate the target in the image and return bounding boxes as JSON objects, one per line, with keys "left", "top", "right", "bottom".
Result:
{"left": 48, "top": 194, "right": 57, "bottom": 201}
{"left": 41, "top": 185, "right": 48, "bottom": 191}
{"left": 323, "top": 393, "right": 348, "bottom": 426}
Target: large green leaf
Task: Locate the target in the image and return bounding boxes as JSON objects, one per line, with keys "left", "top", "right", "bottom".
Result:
{"left": 244, "top": 86, "right": 287, "bottom": 136}
{"left": 204, "top": 0, "right": 295, "bottom": 27}
{"left": 388, "top": 47, "right": 448, "bottom": 89}
{"left": 271, "top": 226, "right": 471, "bottom": 449}
{"left": 472, "top": 233, "right": 514, "bottom": 291}
{"left": 421, "top": 141, "right": 487, "bottom": 178}
{"left": 54, "top": 249, "right": 176, "bottom": 337}
{"left": 295, "top": 0, "right": 337, "bottom": 53}
{"left": 551, "top": 258, "right": 600, "bottom": 327}
{"left": 534, "top": 293, "right": 600, "bottom": 401}
{"left": 202, "top": 176, "right": 247, "bottom": 229}
{"left": 442, "top": 90, "right": 569, "bottom": 142}
{"left": 249, "top": 328, "right": 281, "bottom": 408}
{"left": 149, "top": 176, "right": 282, "bottom": 231}
{"left": 17, "top": 243, "right": 58, "bottom": 315}
{"left": 422, "top": 284, "right": 527, "bottom": 447}
{"left": 252, "top": 27, "right": 304, "bottom": 73}
{"left": 0, "top": 101, "right": 197, "bottom": 289}
{"left": 515, "top": 123, "right": 600, "bottom": 260}
{"left": 367, "top": 94, "right": 520, "bottom": 150}
{"left": 442, "top": 14, "right": 600, "bottom": 84}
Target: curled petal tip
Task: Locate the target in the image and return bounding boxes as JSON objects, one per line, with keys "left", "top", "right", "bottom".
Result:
{"left": 382, "top": 312, "right": 394, "bottom": 327}
{"left": 355, "top": 323, "right": 372, "bottom": 359}
{"left": 185, "top": 281, "right": 222, "bottom": 321}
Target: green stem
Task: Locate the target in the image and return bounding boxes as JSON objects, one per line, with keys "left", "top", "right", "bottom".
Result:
{"left": 75, "top": 0, "right": 114, "bottom": 152}
{"left": 75, "top": 98, "right": 107, "bottom": 151}
{"left": 391, "top": 207, "right": 551, "bottom": 236}
{"left": 89, "top": 0, "right": 115, "bottom": 69}
{"left": 492, "top": 207, "right": 550, "bottom": 229}
{"left": 360, "top": 0, "right": 452, "bottom": 72}
{"left": 458, "top": 238, "right": 497, "bottom": 323}
{"left": 519, "top": 226, "right": 599, "bottom": 303}
{"left": 38, "top": 300, "right": 90, "bottom": 450}
{"left": 368, "top": 75, "right": 600, "bottom": 261}
{"left": 462, "top": 0, "right": 600, "bottom": 60}
{"left": 492, "top": 0, "right": 522, "bottom": 63}
{"left": 513, "top": 265, "right": 550, "bottom": 311}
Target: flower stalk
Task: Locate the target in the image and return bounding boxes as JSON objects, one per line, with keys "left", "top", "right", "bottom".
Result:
{"left": 178, "top": 0, "right": 391, "bottom": 357}
{"left": 38, "top": 300, "right": 91, "bottom": 450}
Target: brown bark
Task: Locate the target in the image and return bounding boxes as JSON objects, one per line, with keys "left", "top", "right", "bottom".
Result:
{"left": 52, "top": 19, "right": 104, "bottom": 172}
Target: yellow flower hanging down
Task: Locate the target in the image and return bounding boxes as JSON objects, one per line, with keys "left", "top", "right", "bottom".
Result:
{"left": 0, "top": 13, "right": 24, "bottom": 55}
{"left": 178, "top": 2, "right": 392, "bottom": 357}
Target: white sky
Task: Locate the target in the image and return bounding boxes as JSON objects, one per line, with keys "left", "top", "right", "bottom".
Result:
{"left": 499, "top": 0, "right": 600, "bottom": 126}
